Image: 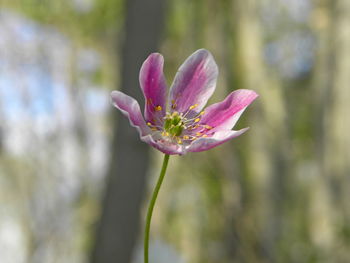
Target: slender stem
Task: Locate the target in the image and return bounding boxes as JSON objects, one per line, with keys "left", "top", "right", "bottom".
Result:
{"left": 144, "top": 154, "right": 170, "bottom": 263}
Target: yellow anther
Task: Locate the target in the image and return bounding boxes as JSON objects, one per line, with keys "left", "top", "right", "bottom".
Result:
{"left": 199, "top": 111, "right": 205, "bottom": 115}
{"left": 147, "top": 122, "right": 152, "bottom": 126}
{"left": 177, "top": 139, "right": 183, "bottom": 144}
{"left": 155, "top": 105, "right": 162, "bottom": 111}
{"left": 161, "top": 131, "right": 169, "bottom": 137}
{"left": 196, "top": 132, "right": 202, "bottom": 136}
{"left": 172, "top": 111, "right": 179, "bottom": 117}
{"left": 194, "top": 118, "right": 200, "bottom": 123}
{"left": 171, "top": 100, "right": 177, "bottom": 109}
{"left": 151, "top": 127, "right": 157, "bottom": 131}
{"left": 189, "top": 104, "right": 198, "bottom": 110}
{"left": 202, "top": 134, "right": 208, "bottom": 138}
{"left": 183, "top": 135, "right": 190, "bottom": 140}
{"left": 205, "top": 125, "right": 212, "bottom": 129}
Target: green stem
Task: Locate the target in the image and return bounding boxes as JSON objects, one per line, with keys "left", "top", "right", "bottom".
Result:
{"left": 144, "top": 154, "right": 170, "bottom": 263}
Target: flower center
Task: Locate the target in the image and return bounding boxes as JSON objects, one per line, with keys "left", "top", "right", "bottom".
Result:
{"left": 147, "top": 104, "right": 213, "bottom": 145}
{"left": 164, "top": 112, "right": 184, "bottom": 137}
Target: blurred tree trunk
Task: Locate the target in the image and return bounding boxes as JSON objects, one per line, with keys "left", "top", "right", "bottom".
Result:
{"left": 90, "top": 0, "right": 167, "bottom": 262}
{"left": 312, "top": 0, "right": 350, "bottom": 257}
{"left": 230, "top": 0, "right": 290, "bottom": 262}
{"left": 320, "top": 0, "right": 350, "bottom": 190}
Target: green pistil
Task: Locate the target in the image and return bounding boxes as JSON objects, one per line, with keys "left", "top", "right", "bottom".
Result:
{"left": 170, "top": 125, "right": 183, "bottom": 136}
{"left": 164, "top": 112, "right": 185, "bottom": 137}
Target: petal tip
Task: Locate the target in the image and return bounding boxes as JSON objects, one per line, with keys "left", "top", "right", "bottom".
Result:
{"left": 194, "top": 48, "right": 212, "bottom": 56}
{"left": 250, "top": 90, "right": 259, "bottom": 100}
{"left": 145, "top": 52, "right": 164, "bottom": 64}
{"left": 110, "top": 90, "right": 121, "bottom": 105}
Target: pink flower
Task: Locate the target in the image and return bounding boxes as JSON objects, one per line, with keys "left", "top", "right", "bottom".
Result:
{"left": 111, "top": 49, "right": 258, "bottom": 155}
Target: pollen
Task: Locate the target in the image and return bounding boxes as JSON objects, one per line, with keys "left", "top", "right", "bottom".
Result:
{"left": 161, "top": 131, "right": 170, "bottom": 137}
{"left": 194, "top": 118, "right": 200, "bottom": 123}
{"left": 205, "top": 125, "right": 212, "bottom": 129}
{"left": 202, "top": 134, "right": 208, "bottom": 138}
{"left": 196, "top": 132, "right": 202, "bottom": 136}
{"left": 189, "top": 104, "right": 198, "bottom": 110}
{"left": 177, "top": 139, "right": 183, "bottom": 144}
{"left": 155, "top": 105, "right": 162, "bottom": 111}
{"left": 183, "top": 135, "right": 190, "bottom": 140}
{"left": 199, "top": 111, "right": 205, "bottom": 115}
{"left": 147, "top": 122, "right": 152, "bottom": 126}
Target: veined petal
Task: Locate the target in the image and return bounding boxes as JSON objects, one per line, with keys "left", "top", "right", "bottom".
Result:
{"left": 169, "top": 49, "right": 218, "bottom": 114}
{"left": 200, "top": 89, "right": 258, "bottom": 132}
{"left": 111, "top": 91, "right": 151, "bottom": 137}
{"left": 141, "top": 135, "right": 185, "bottom": 155}
{"left": 186, "top": 128, "right": 249, "bottom": 153}
{"left": 140, "top": 53, "right": 167, "bottom": 125}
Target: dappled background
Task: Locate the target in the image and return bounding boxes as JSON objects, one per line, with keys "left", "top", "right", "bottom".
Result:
{"left": 0, "top": 0, "right": 349, "bottom": 262}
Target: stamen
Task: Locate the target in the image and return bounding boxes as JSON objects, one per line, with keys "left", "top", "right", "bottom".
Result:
{"left": 189, "top": 104, "right": 198, "bottom": 110}
{"left": 187, "top": 124, "right": 199, "bottom": 130}
{"left": 171, "top": 100, "right": 177, "bottom": 109}
{"left": 161, "top": 131, "right": 170, "bottom": 137}
{"left": 159, "top": 106, "right": 209, "bottom": 145}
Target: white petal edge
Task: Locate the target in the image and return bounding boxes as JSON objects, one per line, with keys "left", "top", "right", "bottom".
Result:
{"left": 186, "top": 128, "right": 249, "bottom": 153}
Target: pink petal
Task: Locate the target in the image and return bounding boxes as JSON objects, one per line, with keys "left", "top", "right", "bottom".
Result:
{"left": 141, "top": 135, "right": 185, "bottom": 155}
{"left": 186, "top": 128, "right": 249, "bottom": 153}
{"left": 139, "top": 53, "right": 167, "bottom": 125}
{"left": 169, "top": 49, "right": 218, "bottom": 114}
{"left": 200, "top": 89, "right": 258, "bottom": 132}
{"left": 111, "top": 91, "right": 151, "bottom": 137}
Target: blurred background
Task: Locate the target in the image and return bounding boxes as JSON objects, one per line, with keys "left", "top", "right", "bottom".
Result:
{"left": 0, "top": 0, "right": 349, "bottom": 262}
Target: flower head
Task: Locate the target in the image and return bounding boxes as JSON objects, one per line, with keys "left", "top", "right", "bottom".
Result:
{"left": 111, "top": 49, "right": 258, "bottom": 155}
